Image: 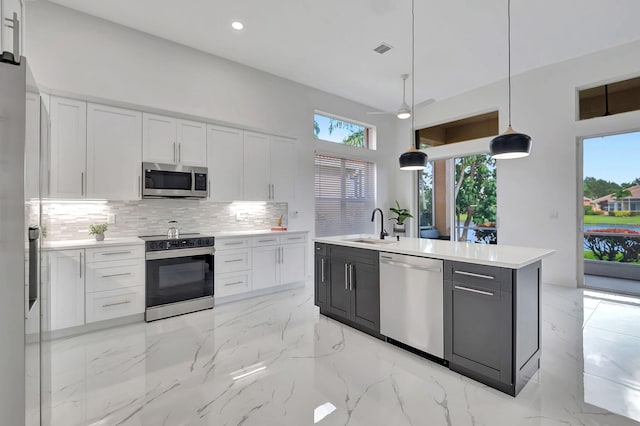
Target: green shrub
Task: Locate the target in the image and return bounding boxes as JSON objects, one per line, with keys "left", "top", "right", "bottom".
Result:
{"left": 613, "top": 211, "right": 632, "bottom": 217}
{"left": 584, "top": 205, "right": 594, "bottom": 215}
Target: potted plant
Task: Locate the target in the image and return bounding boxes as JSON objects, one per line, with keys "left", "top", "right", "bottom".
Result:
{"left": 89, "top": 223, "right": 109, "bottom": 241}
{"left": 389, "top": 200, "right": 413, "bottom": 235}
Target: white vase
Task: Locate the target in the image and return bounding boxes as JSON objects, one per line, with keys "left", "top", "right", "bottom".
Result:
{"left": 393, "top": 223, "right": 406, "bottom": 236}
{"left": 95, "top": 233, "right": 105, "bottom": 241}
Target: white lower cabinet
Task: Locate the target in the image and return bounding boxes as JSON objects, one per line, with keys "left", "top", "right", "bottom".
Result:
{"left": 46, "top": 244, "right": 145, "bottom": 332}
{"left": 214, "top": 232, "right": 308, "bottom": 302}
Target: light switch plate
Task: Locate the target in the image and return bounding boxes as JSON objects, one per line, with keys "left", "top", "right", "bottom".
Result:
{"left": 108, "top": 213, "right": 116, "bottom": 224}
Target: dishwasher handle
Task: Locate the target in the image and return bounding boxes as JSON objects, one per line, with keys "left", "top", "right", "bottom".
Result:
{"left": 380, "top": 259, "right": 442, "bottom": 273}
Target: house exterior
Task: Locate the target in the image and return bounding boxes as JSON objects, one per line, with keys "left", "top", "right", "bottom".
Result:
{"left": 593, "top": 185, "right": 640, "bottom": 212}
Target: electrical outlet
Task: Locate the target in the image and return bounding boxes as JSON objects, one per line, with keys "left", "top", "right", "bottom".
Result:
{"left": 108, "top": 213, "right": 116, "bottom": 224}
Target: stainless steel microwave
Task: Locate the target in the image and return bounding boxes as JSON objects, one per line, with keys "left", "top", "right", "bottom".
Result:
{"left": 142, "top": 162, "right": 208, "bottom": 199}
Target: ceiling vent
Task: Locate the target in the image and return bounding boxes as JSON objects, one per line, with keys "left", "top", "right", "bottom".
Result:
{"left": 373, "top": 43, "right": 393, "bottom": 54}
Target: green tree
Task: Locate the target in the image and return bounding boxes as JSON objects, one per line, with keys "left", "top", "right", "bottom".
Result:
{"left": 313, "top": 120, "right": 320, "bottom": 138}
{"left": 583, "top": 177, "right": 622, "bottom": 199}
{"left": 328, "top": 119, "right": 365, "bottom": 147}
{"left": 454, "top": 155, "right": 496, "bottom": 241}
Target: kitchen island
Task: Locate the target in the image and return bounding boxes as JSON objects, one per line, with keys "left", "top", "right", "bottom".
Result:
{"left": 313, "top": 235, "right": 554, "bottom": 397}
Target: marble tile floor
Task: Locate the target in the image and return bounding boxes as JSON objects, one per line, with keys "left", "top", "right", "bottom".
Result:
{"left": 37, "top": 284, "right": 640, "bottom": 426}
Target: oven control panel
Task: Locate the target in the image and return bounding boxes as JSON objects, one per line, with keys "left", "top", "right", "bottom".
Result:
{"left": 146, "top": 236, "right": 215, "bottom": 252}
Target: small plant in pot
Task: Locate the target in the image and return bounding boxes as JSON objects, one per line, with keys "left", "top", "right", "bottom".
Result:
{"left": 89, "top": 223, "right": 109, "bottom": 241}
{"left": 389, "top": 200, "right": 413, "bottom": 235}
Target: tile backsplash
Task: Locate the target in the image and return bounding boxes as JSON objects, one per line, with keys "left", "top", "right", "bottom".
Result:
{"left": 39, "top": 199, "right": 288, "bottom": 240}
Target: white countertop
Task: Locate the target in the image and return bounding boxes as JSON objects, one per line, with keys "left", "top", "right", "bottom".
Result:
{"left": 42, "top": 237, "right": 144, "bottom": 250}
{"left": 213, "top": 229, "right": 309, "bottom": 238}
{"left": 314, "top": 235, "right": 554, "bottom": 269}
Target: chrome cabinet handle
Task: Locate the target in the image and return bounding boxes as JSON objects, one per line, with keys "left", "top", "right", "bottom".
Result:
{"left": 79, "top": 251, "right": 83, "bottom": 278}
{"left": 224, "top": 281, "right": 244, "bottom": 287}
{"left": 259, "top": 239, "right": 276, "bottom": 243}
{"left": 80, "top": 172, "right": 84, "bottom": 196}
{"left": 178, "top": 143, "right": 181, "bottom": 163}
{"left": 138, "top": 175, "right": 141, "bottom": 198}
{"left": 102, "top": 301, "right": 131, "bottom": 308}
{"left": 321, "top": 258, "right": 325, "bottom": 282}
{"left": 223, "top": 241, "right": 244, "bottom": 246}
{"left": 224, "top": 259, "right": 243, "bottom": 263}
{"left": 454, "top": 270, "right": 495, "bottom": 280}
{"left": 344, "top": 264, "right": 349, "bottom": 290}
{"left": 101, "top": 251, "right": 131, "bottom": 256}
{"left": 454, "top": 285, "right": 494, "bottom": 297}
{"left": 280, "top": 247, "right": 284, "bottom": 264}
{"left": 173, "top": 142, "right": 177, "bottom": 163}
{"left": 208, "top": 180, "right": 211, "bottom": 198}
{"left": 101, "top": 272, "right": 132, "bottom": 278}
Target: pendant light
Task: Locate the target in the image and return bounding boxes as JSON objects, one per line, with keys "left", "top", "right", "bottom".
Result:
{"left": 489, "top": 0, "right": 532, "bottom": 160}
{"left": 399, "top": 0, "right": 427, "bottom": 170}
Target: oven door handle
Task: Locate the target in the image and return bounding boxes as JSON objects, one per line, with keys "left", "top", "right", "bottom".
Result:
{"left": 146, "top": 247, "right": 215, "bottom": 260}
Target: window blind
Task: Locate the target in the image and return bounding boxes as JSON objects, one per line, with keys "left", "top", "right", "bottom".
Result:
{"left": 314, "top": 154, "right": 376, "bottom": 237}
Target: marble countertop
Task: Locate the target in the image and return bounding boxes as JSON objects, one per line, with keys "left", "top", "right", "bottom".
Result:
{"left": 314, "top": 234, "right": 554, "bottom": 269}
{"left": 213, "top": 229, "right": 309, "bottom": 238}
{"left": 42, "top": 237, "right": 144, "bottom": 251}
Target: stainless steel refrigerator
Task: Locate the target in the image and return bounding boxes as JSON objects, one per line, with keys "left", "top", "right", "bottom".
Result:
{"left": 0, "top": 55, "right": 44, "bottom": 425}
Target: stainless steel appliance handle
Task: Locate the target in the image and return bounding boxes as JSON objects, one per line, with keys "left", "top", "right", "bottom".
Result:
{"left": 191, "top": 170, "right": 196, "bottom": 192}
{"left": 454, "top": 285, "right": 494, "bottom": 297}
{"left": 101, "top": 272, "right": 132, "bottom": 278}
{"left": 454, "top": 270, "right": 495, "bottom": 280}
{"left": 102, "top": 301, "right": 131, "bottom": 308}
{"left": 380, "top": 259, "right": 441, "bottom": 273}
{"left": 344, "top": 264, "right": 348, "bottom": 290}
{"left": 321, "top": 258, "right": 325, "bottom": 282}
{"left": 146, "top": 247, "right": 214, "bottom": 260}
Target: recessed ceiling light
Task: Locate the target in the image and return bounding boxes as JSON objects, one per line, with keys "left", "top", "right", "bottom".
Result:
{"left": 231, "top": 21, "right": 244, "bottom": 30}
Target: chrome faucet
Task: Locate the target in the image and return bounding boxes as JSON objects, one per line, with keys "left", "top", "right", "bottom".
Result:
{"left": 371, "top": 208, "right": 388, "bottom": 240}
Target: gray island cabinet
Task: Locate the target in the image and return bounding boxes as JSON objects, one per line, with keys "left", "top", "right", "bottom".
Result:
{"left": 444, "top": 260, "right": 542, "bottom": 396}
{"left": 313, "top": 235, "right": 553, "bottom": 397}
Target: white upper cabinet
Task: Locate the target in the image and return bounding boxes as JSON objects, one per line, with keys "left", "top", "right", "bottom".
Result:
{"left": 143, "top": 113, "right": 206, "bottom": 166}
{"left": 243, "top": 132, "right": 271, "bottom": 201}
{"left": 269, "top": 136, "right": 296, "bottom": 202}
{"left": 207, "top": 124, "right": 243, "bottom": 201}
{"left": 177, "top": 119, "right": 207, "bottom": 166}
{"left": 50, "top": 96, "right": 87, "bottom": 199}
{"left": 142, "top": 113, "right": 176, "bottom": 164}
{"left": 87, "top": 103, "right": 142, "bottom": 200}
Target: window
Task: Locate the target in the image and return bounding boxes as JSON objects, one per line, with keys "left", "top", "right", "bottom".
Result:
{"left": 314, "top": 113, "right": 374, "bottom": 149}
{"left": 315, "top": 154, "right": 376, "bottom": 237}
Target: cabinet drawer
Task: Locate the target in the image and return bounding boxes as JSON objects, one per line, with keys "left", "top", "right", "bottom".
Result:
{"left": 86, "top": 286, "right": 144, "bottom": 323}
{"left": 280, "top": 233, "right": 307, "bottom": 244}
{"left": 330, "top": 245, "right": 378, "bottom": 265}
{"left": 445, "top": 261, "right": 512, "bottom": 293}
{"left": 85, "top": 245, "right": 144, "bottom": 263}
{"left": 215, "top": 272, "right": 251, "bottom": 297}
{"left": 253, "top": 236, "right": 280, "bottom": 247}
{"left": 216, "top": 249, "right": 251, "bottom": 273}
{"left": 86, "top": 261, "right": 144, "bottom": 293}
{"left": 216, "top": 238, "right": 250, "bottom": 250}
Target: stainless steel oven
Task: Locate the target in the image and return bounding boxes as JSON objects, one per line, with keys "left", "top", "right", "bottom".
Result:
{"left": 141, "top": 234, "right": 215, "bottom": 321}
{"left": 142, "top": 162, "right": 208, "bottom": 198}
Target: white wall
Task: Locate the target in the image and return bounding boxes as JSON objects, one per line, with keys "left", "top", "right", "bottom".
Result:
{"left": 402, "top": 40, "right": 640, "bottom": 287}
{"left": 24, "top": 1, "right": 398, "bottom": 240}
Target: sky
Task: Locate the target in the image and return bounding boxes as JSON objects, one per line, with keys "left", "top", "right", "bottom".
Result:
{"left": 583, "top": 131, "right": 640, "bottom": 184}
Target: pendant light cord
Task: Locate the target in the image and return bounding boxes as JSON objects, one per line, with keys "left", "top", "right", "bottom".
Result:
{"left": 411, "top": 0, "right": 415, "bottom": 148}
{"left": 507, "top": 0, "right": 512, "bottom": 127}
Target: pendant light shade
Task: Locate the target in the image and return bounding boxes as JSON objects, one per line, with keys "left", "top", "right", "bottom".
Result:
{"left": 399, "top": 147, "right": 428, "bottom": 170}
{"left": 490, "top": 0, "right": 532, "bottom": 160}
{"left": 398, "top": 0, "right": 427, "bottom": 170}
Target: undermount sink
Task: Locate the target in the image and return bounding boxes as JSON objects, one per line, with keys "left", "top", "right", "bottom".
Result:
{"left": 345, "top": 237, "right": 398, "bottom": 245}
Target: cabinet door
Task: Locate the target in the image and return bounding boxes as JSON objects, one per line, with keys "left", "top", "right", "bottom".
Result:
{"left": 350, "top": 261, "right": 380, "bottom": 332}
{"left": 251, "top": 245, "right": 279, "bottom": 290}
{"left": 48, "top": 250, "right": 85, "bottom": 330}
{"left": 177, "top": 119, "right": 207, "bottom": 166}
{"left": 328, "top": 258, "right": 350, "bottom": 320}
{"left": 280, "top": 243, "right": 306, "bottom": 284}
{"left": 86, "top": 103, "right": 142, "bottom": 200}
{"left": 269, "top": 136, "right": 296, "bottom": 202}
{"left": 143, "top": 113, "right": 176, "bottom": 164}
{"left": 243, "top": 131, "right": 270, "bottom": 200}
{"left": 50, "top": 97, "right": 86, "bottom": 198}
{"left": 445, "top": 281, "right": 512, "bottom": 384}
{"left": 207, "top": 125, "right": 243, "bottom": 201}
{"left": 314, "top": 254, "right": 329, "bottom": 312}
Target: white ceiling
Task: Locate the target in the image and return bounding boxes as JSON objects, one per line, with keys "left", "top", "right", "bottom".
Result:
{"left": 49, "top": 0, "right": 640, "bottom": 112}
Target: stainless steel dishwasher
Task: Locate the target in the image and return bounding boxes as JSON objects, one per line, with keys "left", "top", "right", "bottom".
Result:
{"left": 380, "top": 252, "right": 444, "bottom": 358}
